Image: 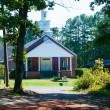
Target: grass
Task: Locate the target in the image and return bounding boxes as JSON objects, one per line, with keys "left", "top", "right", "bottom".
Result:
{"left": 0, "top": 78, "right": 78, "bottom": 87}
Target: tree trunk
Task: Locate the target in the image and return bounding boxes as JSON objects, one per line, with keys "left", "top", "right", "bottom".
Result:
{"left": 13, "top": 4, "right": 28, "bottom": 93}
{"left": 3, "top": 30, "right": 10, "bottom": 87}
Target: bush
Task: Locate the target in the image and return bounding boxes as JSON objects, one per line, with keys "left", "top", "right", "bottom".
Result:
{"left": 104, "top": 83, "right": 110, "bottom": 90}
{"left": 10, "top": 69, "right": 16, "bottom": 79}
{"left": 74, "top": 58, "right": 110, "bottom": 91}
{"left": 75, "top": 68, "right": 87, "bottom": 77}
{"left": 0, "top": 64, "right": 4, "bottom": 83}
{"left": 50, "top": 77, "right": 59, "bottom": 82}
{"left": 74, "top": 69, "right": 94, "bottom": 90}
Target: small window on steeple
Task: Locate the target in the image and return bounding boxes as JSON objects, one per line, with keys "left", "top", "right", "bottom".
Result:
{"left": 44, "top": 12, "right": 46, "bottom": 18}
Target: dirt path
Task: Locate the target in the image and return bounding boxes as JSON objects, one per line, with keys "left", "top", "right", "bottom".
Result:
{"left": 0, "top": 87, "right": 110, "bottom": 110}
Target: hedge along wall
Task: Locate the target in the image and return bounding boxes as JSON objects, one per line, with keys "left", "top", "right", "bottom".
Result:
{"left": 0, "top": 65, "right": 4, "bottom": 82}
{"left": 75, "top": 68, "right": 88, "bottom": 77}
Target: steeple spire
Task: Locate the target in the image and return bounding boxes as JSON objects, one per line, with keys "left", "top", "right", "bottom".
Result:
{"left": 41, "top": 10, "right": 47, "bottom": 20}
{"left": 39, "top": 9, "right": 53, "bottom": 37}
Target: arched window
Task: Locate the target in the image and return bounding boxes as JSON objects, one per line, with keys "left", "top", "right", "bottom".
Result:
{"left": 61, "top": 57, "right": 66, "bottom": 67}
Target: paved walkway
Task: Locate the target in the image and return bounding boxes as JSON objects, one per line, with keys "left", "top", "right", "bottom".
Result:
{"left": 25, "top": 86, "right": 73, "bottom": 94}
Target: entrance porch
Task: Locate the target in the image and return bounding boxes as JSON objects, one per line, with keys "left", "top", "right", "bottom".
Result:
{"left": 25, "top": 57, "right": 72, "bottom": 79}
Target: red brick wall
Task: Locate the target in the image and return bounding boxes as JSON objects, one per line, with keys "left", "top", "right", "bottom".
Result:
{"left": 27, "top": 71, "right": 40, "bottom": 79}
{"left": 61, "top": 71, "right": 71, "bottom": 78}
{"left": 72, "top": 56, "right": 77, "bottom": 77}
{"left": 28, "top": 57, "right": 38, "bottom": 71}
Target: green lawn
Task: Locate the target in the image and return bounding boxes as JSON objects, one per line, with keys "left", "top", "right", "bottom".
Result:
{"left": 0, "top": 78, "right": 78, "bottom": 87}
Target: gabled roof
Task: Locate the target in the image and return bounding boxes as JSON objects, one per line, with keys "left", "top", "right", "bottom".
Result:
{"left": 0, "top": 46, "right": 13, "bottom": 62}
{"left": 26, "top": 35, "right": 77, "bottom": 56}
{"left": 25, "top": 37, "right": 40, "bottom": 48}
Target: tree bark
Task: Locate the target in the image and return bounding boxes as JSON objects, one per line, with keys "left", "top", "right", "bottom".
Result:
{"left": 3, "top": 29, "right": 10, "bottom": 87}
{"left": 13, "top": 3, "right": 28, "bottom": 93}
{"left": 1, "top": 2, "right": 10, "bottom": 87}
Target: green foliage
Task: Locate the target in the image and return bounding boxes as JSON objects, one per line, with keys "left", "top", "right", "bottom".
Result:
{"left": 95, "top": 14, "right": 110, "bottom": 46}
{"left": 104, "top": 83, "right": 110, "bottom": 90}
{"left": 50, "top": 77, "right": 59, "bottom": 82}
{"left": 0, "top": 36, "right": 3, "bottom": 46}
{"left": 9, "top": 69, "right": 16, "bottom": 79}
{"left": 92, "top": 58, "right": 110, "bottom": 85}
{"left": 50, "top": 27, "right": 60, "bottom": 40}
{"left": 74, "top": 59, "right": 110, "bottom": 90}
{"left": 75, "top": 68, "right": 87, "bottom": 77}
{"left": 74, "top": 69, "right": 94, "bottom": 90}
{"left": 0, "top": 64, "right": 4, "bottom": 83}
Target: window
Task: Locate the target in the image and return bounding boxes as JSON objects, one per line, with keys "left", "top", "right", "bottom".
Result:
{"left": 61, "top": 58, "right": 66, "bottom": 67}
{"left": 44, "top": 12, "right": 46, "bottom": 17}
{"left": 28, "top": 58, "right": 32, "bottom": 67}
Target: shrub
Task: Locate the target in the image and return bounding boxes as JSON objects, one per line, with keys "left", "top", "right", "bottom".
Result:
{"left": 74, "top": 69, "right": 94, "bottom": 90}
{"left": 50, "top": 77, "right": 59, "bottom": 82}
{"left": 75, "top": 68, "right": 87, "bottom": 77}
{"left": 92, "top": 59, "right": 110, "bottom": 85}
{"left": 0, "top": 64, "right": 4, "bottom": 83}
{"left": 10, "top": 69, "right": 16, "bottom": 79}
{"left": 74, "top": 58, "right": 110, "bottom": 91}
{"left": 103, "top": 83, "right": 110, "bottom": 90}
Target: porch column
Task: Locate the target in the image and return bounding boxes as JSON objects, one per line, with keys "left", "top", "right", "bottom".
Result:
{"left": 25, "top": 58, "right": 28, "bottom": 78}
{"left": 25, "top": 58, "right": 28, "bottom": 71}
{"left": 67, "top": 57, "right": 68, "bottom": 70}
{"left": 38, "top": 57, "right": 40, "bottom": 71}
{"left": 70, "top": 57, "right": 72, "bottom": 77}
{"left": 58, "top": 57, "right": 60, "bottom": 71}
{"left": 58, "top": 57, "right": 61, "bottom": 79}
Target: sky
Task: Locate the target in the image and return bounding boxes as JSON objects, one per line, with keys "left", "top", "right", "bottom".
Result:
{"left": 0, "top": 0, "right": 103, "bottom": 36}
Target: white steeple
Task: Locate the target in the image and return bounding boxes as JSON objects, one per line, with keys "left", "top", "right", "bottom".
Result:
{"left": 41, "top": 10, "right": 47, "bottom": 20}
{"left": 39, "top": 9, "right": 53, "bottom": 37}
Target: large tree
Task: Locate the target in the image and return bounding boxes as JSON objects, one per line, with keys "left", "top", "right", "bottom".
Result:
{"left": 90, "top": 0, "right": 110, "bottom": 46}
{"left": 1, "top": 0, "right": 54, "bottom": 93}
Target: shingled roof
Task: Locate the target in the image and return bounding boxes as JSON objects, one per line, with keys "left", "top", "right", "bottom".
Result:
{"left": 0, "top": 46, "right": 13, "bottom": 62}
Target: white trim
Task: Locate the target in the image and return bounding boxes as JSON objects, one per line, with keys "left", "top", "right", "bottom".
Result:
{"left": 67, "top": 57, "right": 68, "bottom": 70}
{"left": 8, "top": 54, "right": 13, "bottom": 59}
{"left": 38, "top": 57, "right": 40, "bottom": 71}
{"left": 25, "top": 58, "right": 28, "bottom": 71}
{"left": 70, "top": 57, "right": 72, "bottom": 77}
{"left": 51, "top": 57, "right": 53, "bottom": 70}
{"left": 58, "top": 57, "right": 60, "bottom": 71}
{"left": 25, "top": 58, "right": 28, "bottom": 78}
{"left": 8, "top": 59, "right": 13, "bottom": 61}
